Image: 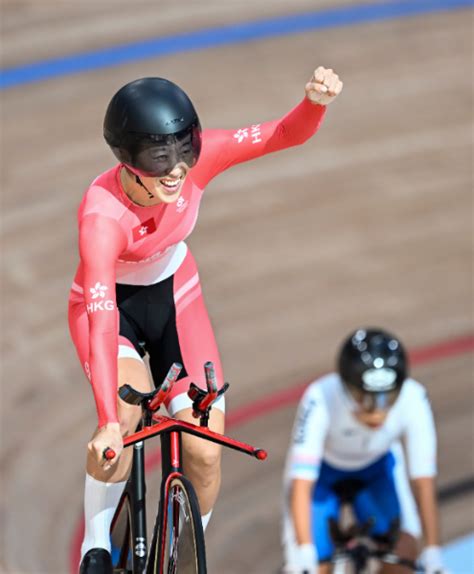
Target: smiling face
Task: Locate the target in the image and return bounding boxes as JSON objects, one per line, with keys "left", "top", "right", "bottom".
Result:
{"left": 120, "top": 163, "right": 190, "bottom": 207}
{"left": 139, "top": 163, "right": 190, "bottom": 204}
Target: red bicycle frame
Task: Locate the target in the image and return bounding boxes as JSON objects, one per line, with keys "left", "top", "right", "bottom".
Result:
{"left": 109, "top": 362, "right": 267, "bottom": 574}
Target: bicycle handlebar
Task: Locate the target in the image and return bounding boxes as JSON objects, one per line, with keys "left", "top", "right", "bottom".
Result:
{"left": 103, "top": 361, "right": 251, "bottom": 462}
{"left": 124, "top": 415, "right": 268, "bottom": 460}
{"left": 103, "top": 415, "right": 268, "bottom": 463}
{"left": 334, "top": 547, "right": 418, "bottom": 571}
{"left": 104, "top": 362, "right": 182, "bottom": 462}
{"left": 330, "top": 517, "right": 418, "bottom": 571}
{"left": 103, "top": 447, "right": 115, "bottom": 461}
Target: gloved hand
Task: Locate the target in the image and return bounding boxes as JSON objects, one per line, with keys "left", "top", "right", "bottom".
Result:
{"left": 420, "top": 545, "right": 449, "bottom": 574}
{"left": 282, "top": 543, "right": 318, "bottom": 574}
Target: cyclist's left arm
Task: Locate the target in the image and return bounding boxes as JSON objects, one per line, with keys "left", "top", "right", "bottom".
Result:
{"left": 412, "top": 478, "right": 443, "bottom": 556}
{"left": 404, "top": 384, "right": 445, "bottom": 572}
{"left": 193, "top": 67, "right": 342, "bottom": 187}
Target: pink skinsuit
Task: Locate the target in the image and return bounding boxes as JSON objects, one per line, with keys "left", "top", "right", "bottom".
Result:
{"left": 68, "top": 99, "right": 326, "bottom": 427}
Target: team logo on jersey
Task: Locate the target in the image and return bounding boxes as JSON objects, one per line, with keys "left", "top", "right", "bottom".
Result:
{"left": 293, "top": 398, "right": 317, "bottom": 444}
{"left": 90, "top": 282, "right": 108, "bottom": 299}
{"left": 233, "top": 124, "right": 262, "bottom": 145}
{"left": 176, "top": 196, "right": 188, "bottom": 213}
{"left": 132, "top": 217, "right": 157, "bottom": 242}
{"left": 87, "top": 281, "right": 115, "bottom": 314}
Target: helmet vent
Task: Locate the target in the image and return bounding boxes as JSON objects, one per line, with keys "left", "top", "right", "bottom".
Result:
{"left": 165, "top": 117, "right": 185, "bottom": 126}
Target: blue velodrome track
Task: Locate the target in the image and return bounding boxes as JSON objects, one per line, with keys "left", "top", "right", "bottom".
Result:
{"left": 443, "top": 533, "right": 474, "bottom": 571}
{"left": 1, "top": 0, "right": 472, "bottom": 90}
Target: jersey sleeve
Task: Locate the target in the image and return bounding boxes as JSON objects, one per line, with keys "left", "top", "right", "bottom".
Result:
{"left": 403, "top": 383, "right": 437, "bottom": 478}
{"left": 79, "top": 213, "right": 127, "bottom": 428}
{"left": 286, "top": 383, "right": 330, "bottom": 482}
{"left": 193, "top": 98, "right": 326, "bottom": 187}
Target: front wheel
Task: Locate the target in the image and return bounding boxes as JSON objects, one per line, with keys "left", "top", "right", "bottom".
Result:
{"left": 148, "top": 474, "right": 206, "bottom": 574}
{"left": 110, "top": 491, "right": 133, "bottom": 573}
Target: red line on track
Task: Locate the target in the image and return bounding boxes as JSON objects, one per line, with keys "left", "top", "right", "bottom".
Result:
{"left": 69, "top": 333, "right": 473, "bottom": 572}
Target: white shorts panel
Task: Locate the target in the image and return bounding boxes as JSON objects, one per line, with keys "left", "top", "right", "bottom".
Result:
{"left": 166, "top": 393, "right": 225, "bottom": 417}
{"left": 118, "top": 344, "right": 144, "bottom": 363}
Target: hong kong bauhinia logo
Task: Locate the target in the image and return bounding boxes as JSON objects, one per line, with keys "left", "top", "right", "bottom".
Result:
{"left": 176, "top": 196, "right": 188, "bottom": 213}
{"left": 233, "top": 124, "right": 262, "bottom": 144}
{"left": 132, "top": 217, "right": 157, "bottom": 242}
{"left": 90, "top": 282, "right": 108, "bottom": 299}
{"left": 87, "top": 282, "right": 114, "bottom": 314}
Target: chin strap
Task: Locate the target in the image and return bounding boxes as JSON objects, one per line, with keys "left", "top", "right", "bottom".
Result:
{"left": 135, "top": 175, "right": 154, "bottom": 199}
{"left": 135, "top": 174, "right": 146, "bottom": 188}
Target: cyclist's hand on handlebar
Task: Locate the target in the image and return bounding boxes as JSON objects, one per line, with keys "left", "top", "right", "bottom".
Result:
{"left": 420, "top": 546, "right": 449, "bottom": 574}
{"left": 88, "top": 423, "right": 123, "bottom": 471}
{"left": 282, "top": 544, "right": 317, "bottom": 574}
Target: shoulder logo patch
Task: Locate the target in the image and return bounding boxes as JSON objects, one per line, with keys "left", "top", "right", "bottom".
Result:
{"left": 176, "top": 196, "right": 188, "bottom": 213}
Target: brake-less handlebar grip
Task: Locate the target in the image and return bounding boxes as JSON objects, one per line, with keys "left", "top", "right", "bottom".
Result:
{"left": 103, "top": 448, "right": 116, "bottom": 461}
{"left": 165, "top": 362, "right": 183, "bottom": 385}
{"left": 148, "top": 362, "right": 183, "bottom": 411}
{"left": 255, "top": 449, "right": 268, "bottom": 460}
{"left": 204, "top": 361, "right": 218, "bottom": 393}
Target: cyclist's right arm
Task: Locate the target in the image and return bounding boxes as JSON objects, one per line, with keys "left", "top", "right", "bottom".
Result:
{"left": 291, "top": 479, "right": 314, "bottom": 543}
{"left": 79, "top": 213, "right": 127, "bottom": 429}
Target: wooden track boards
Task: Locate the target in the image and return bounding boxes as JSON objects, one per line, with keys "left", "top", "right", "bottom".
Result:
{"left": 1, "top": 2, "right": 472, "bottom": 572}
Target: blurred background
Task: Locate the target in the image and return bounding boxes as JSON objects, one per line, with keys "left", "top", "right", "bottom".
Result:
{"left": 1, "top": 0, "right": 472, "bottom": 572}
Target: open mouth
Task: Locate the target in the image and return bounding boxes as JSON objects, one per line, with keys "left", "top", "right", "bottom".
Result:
{"left": 159, "top": 176, "right": 183, "bottom": 194}
{"left": 366, "top": 421, "right": 383, "bottom": 428}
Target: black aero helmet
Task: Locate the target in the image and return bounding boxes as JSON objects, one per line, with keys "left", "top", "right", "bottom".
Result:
{"left": 103, "top": 77, "right": 202, "bottom": 177}
{"left": 338, "top": 328, "right": 408, "bottom": 394}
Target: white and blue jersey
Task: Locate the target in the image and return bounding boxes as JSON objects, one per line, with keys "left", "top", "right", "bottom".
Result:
{"left": 282, "top": 373, "right": 437, "bottom": 562}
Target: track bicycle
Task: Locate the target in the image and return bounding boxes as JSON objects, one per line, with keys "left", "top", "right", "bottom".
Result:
{"left": 105, "top": 361, "right": 267, "bottom": 574}
{"left": 328, "top": 517, "right": 421, "bottom": 574}
{"left": 327, "top": 482, "right": 420, "bottom": 574}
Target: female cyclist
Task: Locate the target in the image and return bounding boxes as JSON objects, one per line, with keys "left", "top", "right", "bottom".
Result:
{"left": 282, "top": 328, "right": 448, "bottom": 574}
{"left": 69, "top": 66, "right": 343, "bottom": 573}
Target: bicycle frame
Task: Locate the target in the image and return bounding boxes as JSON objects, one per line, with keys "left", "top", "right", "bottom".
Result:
{"left": 330, "top": 514, "right": 419, "bottom": 573}
{"left": 111, "top": 441, "right": 148, "bottom": 573}
{"left": 115, "top": 411, "right": 267, "bottom": 574}
{"left": 333, "top": 546, "right": 419, "bottom": 573}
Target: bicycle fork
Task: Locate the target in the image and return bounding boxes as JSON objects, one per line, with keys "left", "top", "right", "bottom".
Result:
{"left": 129, "top": 441, "right": 148, "bottom": 573}
{"left": 157, "top": 430, "right": 183, "bottom": 573}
